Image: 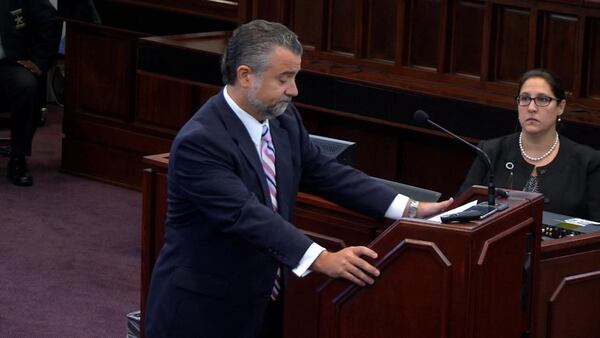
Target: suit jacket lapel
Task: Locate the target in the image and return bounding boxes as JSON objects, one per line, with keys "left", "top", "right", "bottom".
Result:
{"left": 216, "top": 93, "right": 270, "bottom": 207}
{"left": 269, "top": 118, "right": 292, "bottom": 218}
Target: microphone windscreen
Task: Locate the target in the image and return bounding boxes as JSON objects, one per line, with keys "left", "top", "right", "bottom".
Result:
{"left": 413, "top": 110, "right": 429, "bottom": 123}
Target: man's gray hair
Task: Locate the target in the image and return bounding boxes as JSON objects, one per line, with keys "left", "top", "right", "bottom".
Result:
{"left": 221, "top": 20, "right": 303, "bottom": 85}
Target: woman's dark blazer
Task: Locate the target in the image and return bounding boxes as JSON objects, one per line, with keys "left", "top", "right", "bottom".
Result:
{"left": 459, "top": 132, "right": 600, "bottom": 221}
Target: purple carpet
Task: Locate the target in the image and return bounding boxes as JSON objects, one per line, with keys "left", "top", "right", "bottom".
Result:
{"left": 0, "top": 105, "right": 141, "bottom": 337}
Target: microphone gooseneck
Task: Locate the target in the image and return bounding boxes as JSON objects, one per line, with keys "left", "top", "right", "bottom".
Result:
{"left": 413, "top": 110, "right": 496, "bottom": 206}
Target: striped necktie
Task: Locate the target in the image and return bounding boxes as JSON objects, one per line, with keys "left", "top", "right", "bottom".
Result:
{"left": 261, "top": 124, "right": 281, "bottom": 300}
{"left": 261, "top": 124, "right": 278, "bottom": 211}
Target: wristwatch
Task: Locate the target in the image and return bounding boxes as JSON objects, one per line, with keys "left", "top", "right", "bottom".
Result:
{"left": 408, "top": 199, "right": 419, "bottom": 218}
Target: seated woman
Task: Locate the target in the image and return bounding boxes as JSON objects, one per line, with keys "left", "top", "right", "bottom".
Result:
{"left": 458, "top": 69, "right": 600, "bottom": 221}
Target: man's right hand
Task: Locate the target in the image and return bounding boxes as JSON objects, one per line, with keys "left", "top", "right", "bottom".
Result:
{"left": 310, "top": 246, "right": 380, "bottom": 286}
{"left": 17, "top": 60, "right": 42, "bottom": 76}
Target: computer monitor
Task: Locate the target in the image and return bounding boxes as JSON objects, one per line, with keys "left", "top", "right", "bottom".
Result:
{"left": 309, "top": 134, "right": 356, "bottom": 166}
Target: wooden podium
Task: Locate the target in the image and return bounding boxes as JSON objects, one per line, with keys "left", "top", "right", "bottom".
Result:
{"left": 141, "top": 153, "right": 599, "bottom": 337}
{"left": 287, "top": 185, "right": 543, "bottom": 338}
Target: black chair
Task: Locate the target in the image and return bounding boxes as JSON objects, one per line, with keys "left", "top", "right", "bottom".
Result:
{"left": 371, "top": 176, "right": 442, "bottom": 202}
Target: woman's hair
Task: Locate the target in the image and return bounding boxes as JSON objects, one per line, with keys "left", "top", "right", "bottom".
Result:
{"left": 221, "top": 20, "right": 303, "bottom": 85}
{"left": 517, "top": 68, "right": 566, "bottom": 101}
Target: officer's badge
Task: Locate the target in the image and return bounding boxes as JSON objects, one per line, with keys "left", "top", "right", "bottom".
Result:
{"left": 10, "top": 8, "right": 26, "bottom": 29}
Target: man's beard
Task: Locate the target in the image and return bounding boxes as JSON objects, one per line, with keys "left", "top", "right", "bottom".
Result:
{"left": 248, "top": 82, "right": 291, "bottom": 120}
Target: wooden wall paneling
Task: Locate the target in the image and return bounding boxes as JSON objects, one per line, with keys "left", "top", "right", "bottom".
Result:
{"left": 121, "top": 0, "right": 240, "bottom": 23}
{"left": 321, "top": 117, "right": 399, "bottom": 180}
{"left": 296, "top": 106, "right": 325, "bottom": 137}
{"left": 586, "top": 17, "right": 600, "bottom": 98}
{"left": 290, "top": 0, "right": 325, "bottom": 51}
{"left": 62, "top": 137, "right": 144, "bottom": 186}
{"left": 437, "top": 0, "right": 450, "bottom": 73}
{"left": 356, "top": 0, "right": 366, "bottom": 59}
{"left": 450, "top": 1, "right": 485, "bottom": 77}
{"left": 88, "top": 0, "right": 237, "bottom": 34}
{"left": 329, "top": 0, "right": 359, "bottom": 56}
{"left": 237, "top": 0, "right": 252, "bottom": 22}
{"left": 135, "top": 72, "right": 194, "bottom": 132}
{"left": 573, "top": 14, "right": 586, "bottom": 98}
{"left": 539, "top": 12, "right": 579, "bottom": 93}
{"left": 192, "top": 83, "right": 222, "bottom": 112}
{"left": 405, "top": 0, "right": 441, "bottom": 70}
{"left": 479, "top": 1, "right": 493, "bottom": 81}
{"left": 395, "top": 0, "right": 407, "bottom": 67}
{"left": 365, "top": 0, "right": 397, "bottom": 62}
{"left": 63, "top": 0, "right": 600, "bottom": 190}
{"left": 584, "top": 0, "right": 600, "bottom": 8}
{"left": 281, "top": 0, "right": 293, "bottom": 27}
{"left": 62, "top": 23, "right": 80, "bottom": 136}
{"left": 295, "top": 102, "right": 399, "bottom": 180}
{"left": 527, "top": 3, "right": 539, "bottom": 69}
{"left": 398, "top": 132, "right": 476, "bottom": 198}
{"left": 491, "top": 4, "right": 530, "bottom": 83}
{"left": 252, "top": 0, "right": 286, "bottom": 22}
{"left": 542, "top": 0, "right": 583, "bottom": 6}
{"left": 68, "top": 114, "right": 171, "bottom": 154}
{"left": 490, "top": 5, "right": 530, "bottom": 83}
{"left": 295, "top": 82, "right": 517, "bottom": 197}
{"left": 74, "top": 28, "right": 136, "bottom": 120}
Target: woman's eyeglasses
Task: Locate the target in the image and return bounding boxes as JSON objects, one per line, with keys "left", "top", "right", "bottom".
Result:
{"left": 515, "top": 94, "right": 557, "bottom": 107}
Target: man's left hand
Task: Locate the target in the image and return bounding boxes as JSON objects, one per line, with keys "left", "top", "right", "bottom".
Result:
{"left": 417, "top": 197, "right": 454, "bottom": 218}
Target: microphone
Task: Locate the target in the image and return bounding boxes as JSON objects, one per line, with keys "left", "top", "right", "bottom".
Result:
{"left": 413, "top": 110, "right": 497, "bottom": 206}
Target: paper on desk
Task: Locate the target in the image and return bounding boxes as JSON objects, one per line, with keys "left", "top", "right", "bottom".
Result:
{"left": 563, "top": 218, "right": 600, "bottom": 227}
{"left": 428, "top": 200, "right": 478, "bottom": 223}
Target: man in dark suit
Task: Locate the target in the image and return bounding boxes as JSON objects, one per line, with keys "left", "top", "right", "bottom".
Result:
{"left": 0, "top": 0, "right": 61, "bottom": 186}
{"left": 144, "top": 20, "right": 453, "bottom": 338}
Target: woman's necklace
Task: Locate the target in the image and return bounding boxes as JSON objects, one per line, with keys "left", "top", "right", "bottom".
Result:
{"left": 519, "top": 131, "right": 559, "bottom": 162}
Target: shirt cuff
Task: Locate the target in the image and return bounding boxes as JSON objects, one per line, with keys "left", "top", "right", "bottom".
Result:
{"left": 292, "top": 242, "right": 326, "bottom": 277}
{"left": 384, "top": 194, "right": 411, "bottom": 220}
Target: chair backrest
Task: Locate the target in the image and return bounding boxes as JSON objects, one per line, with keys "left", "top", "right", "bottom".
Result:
{"left": 371, "top": 176, "right": 442, "bottom": 202}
